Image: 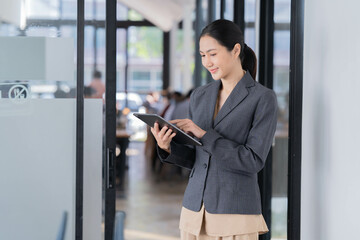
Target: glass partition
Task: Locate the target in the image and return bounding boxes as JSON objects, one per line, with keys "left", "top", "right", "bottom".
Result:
{"left": 0, "top": 0, "right": 103, "bottom": 239}
{"left": 0, "top": 1, "right": 78, "bottom": 239}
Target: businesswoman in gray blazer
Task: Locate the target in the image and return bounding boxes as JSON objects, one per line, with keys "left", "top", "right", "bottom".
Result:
{"left": 151, "top": 19, "right": 278, "bottom": 240}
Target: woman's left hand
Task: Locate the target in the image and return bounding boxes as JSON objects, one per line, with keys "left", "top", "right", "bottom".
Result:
{"left": 170, "top": 119, "right": 206, "bottom": 139}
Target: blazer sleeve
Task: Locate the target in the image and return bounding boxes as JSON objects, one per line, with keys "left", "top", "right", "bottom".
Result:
{"left": 157, "top": 142, "right": 195, "bottom": 170}
{"left": 200, "top": 90, "right": 278, "bottom": 174}
{"left": 156, "top": 90, "right": 198, "bottom": 170}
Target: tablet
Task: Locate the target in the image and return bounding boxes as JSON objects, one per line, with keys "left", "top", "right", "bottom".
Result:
{"left": 133, "top": 113, "right": 202, "bottom": 146}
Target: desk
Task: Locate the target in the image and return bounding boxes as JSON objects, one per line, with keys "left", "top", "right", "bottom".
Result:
{"left": 116, "top": 129, "right": 131, "bottom": 189}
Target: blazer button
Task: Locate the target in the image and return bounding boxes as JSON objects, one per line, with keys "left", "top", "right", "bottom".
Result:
{"left": 203, "top": 163, "right": 207, "bottom": 169}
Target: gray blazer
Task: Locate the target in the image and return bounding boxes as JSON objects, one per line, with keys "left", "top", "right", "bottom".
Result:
{"left": 158, "top": 71, "right": 278, "bottom": 214}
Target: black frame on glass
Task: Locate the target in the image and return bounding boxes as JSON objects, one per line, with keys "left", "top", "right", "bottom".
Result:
{"left": 258, "top": 0, "right": 274, "bottom": 239}
{"left": 234, "top": 0, "right": 245, "bottom": 33}
{"left": 163, "top": 32, "right": 170, "bottom": 90}
{"left": 104, "top": 0, "right": 117, "bottom": 240}
{"left": 75, "top": 0, "right": 85, "bottom": 239}
{"left": 288, "top": 0, "right": 304, "bottom": 239}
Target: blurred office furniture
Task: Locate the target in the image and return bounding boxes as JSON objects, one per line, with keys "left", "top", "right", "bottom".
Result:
{"left": 113, "top": 211, "right": 126, "bottom": 240}
{"left": 116, "top": 129, "right": 130, "bottom": 189}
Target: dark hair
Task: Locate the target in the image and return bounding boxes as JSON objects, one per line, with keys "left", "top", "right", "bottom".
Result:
{"left": 200, "top": 19, "right": 257, "bottom": 79}
{"left": 93, "top": 70, "right": 102, "bottom": 79}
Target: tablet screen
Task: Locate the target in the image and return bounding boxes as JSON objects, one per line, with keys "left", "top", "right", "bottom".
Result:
{"left": 133, "top": 113, "right": 202, "bottom": 146}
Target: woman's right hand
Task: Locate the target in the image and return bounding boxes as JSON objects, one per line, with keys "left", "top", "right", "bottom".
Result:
{"left": 150, "top": 122, "right": 176, "bottom": 153}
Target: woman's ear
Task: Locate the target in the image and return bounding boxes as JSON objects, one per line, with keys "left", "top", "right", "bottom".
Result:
{"left": 232, "top": 43, "right": 241, "bottom": 58}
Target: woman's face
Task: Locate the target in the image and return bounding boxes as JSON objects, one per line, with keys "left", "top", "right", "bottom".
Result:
{"left": 199, "top": 35, "right": 240, "bottom": 81}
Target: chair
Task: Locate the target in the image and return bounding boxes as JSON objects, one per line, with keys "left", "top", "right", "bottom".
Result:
{"left": 113, "top": 211, "right": 126, "bottom": 240}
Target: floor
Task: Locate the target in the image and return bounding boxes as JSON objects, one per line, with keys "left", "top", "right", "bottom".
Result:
{"left": 116, "top": 141, "right": 189, "bottom": 240}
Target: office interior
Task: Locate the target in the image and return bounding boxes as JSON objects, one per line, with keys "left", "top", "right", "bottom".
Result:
{"left": 0, "top": 0, "right": 359, "bottom": 240}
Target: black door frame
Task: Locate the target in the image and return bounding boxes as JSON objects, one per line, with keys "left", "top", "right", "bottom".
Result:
{"left": 104, "top": 0, "right": 117, "bottom": 240}
{"left": 288, "top": 0, "right": 304, "bottom": 239}
{"left": 258, "top": 0, "right": 274, "bottom": 239}
{"left": 75, "top": 0, "right": 85, "bottom": 239}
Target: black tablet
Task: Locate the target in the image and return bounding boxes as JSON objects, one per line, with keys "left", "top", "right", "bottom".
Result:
{"left": 133, "top": 113, "right": 202, "bottom": 146}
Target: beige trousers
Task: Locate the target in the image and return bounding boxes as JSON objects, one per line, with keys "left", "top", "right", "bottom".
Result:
{"left": 180, "top": 230, "right": 258, "bottom": 240}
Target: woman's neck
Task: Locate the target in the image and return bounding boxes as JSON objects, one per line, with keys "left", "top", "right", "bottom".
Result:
{"left": 220, "top": 64, "right": 245, "bottom": 94}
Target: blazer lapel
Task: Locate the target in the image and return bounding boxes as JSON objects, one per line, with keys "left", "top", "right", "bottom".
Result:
{"left": 197, "top": 80, "right": 221, "bottom": 130}
{"left": 213, "top": 71, "right": 255, "bottom": 128}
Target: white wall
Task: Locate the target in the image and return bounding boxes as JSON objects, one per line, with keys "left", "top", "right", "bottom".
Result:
{"left": 302, "top": 0, "right": 360, "bottom": 239}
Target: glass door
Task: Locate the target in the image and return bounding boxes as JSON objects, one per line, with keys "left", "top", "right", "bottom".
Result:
{"left": 0, "top": 1, "right": 80, "bottom": 240}
{"left": 0, "top": 0, "right": 111, "bottom": 239}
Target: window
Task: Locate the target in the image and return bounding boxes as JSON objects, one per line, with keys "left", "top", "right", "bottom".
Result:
{"left": 132, "top": 71, "right": 151, "bottom": 81}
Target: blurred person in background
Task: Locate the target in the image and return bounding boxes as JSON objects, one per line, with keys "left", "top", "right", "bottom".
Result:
{"left": 171, "top": 88, "right": 194, "bottom": 120}
{"left": 151, "top": 19, "right": 278, "bottom": 240}
{"left": 54, "top": 81, "right": 68, "bottom": 98}
{"left": 89, "top": 70, "right": 105, "bottom": 99}
{"left": 163, "top": 91, "right": 182, "bottom": 121}
{"left": 159, "top": 90, "right": 172, "bottom": 117}
{"left": 144, "top": 91, "right": 166, "bottom": 169}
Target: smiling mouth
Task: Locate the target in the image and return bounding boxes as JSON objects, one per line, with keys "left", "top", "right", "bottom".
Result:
{"left": 209, "top": 68, "right": 218, "bottom": 73}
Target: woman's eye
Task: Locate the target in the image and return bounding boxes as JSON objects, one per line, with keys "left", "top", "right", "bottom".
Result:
{"left": 200, "top": 55, "right": 205, "bottom": 58}
{"left": 210, "top": 54, "right": 217, "bottom": 57}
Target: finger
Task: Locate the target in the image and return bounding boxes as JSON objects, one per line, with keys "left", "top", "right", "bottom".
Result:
{"left": 164, "top": 128, "right": 173, "bottom": 138}
{"left": 159, "top": 125, "right": 168, "bottom": 136}
{"left": 151, "top": 127, "right": 159, "bottom": 137}
{"left": 154, "top": 122, "right": 160, "bottom": 132}
{"left": 169, "top": 119, "right": 181, "bottom": 124}
{"left": 162, "top": 129, "right": 173, "bottom": 142}
{"left": 177, "top": 122, "right": 191, "bottom": 129}
{"left": 165, "top": 133, "right": 176, "bottom": 142}
{"left": 171, "top": 118, "right": 190, "bottom": 123}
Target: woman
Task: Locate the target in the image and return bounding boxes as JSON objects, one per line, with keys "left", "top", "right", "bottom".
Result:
{"left": 151, "top": 19, "right": 278, "bottom": 240}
